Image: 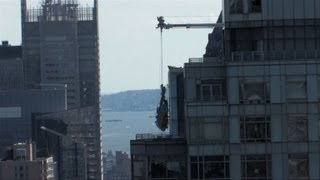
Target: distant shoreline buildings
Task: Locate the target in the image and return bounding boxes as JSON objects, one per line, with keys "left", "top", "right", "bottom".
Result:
{"left": 104, "top": 150, "right": 131, "bottom": 180}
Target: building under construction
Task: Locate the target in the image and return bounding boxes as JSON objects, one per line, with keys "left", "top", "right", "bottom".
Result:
{"left": 131, "top": 0, "right": 320, "bottom": 179}
{"left": 21, "top": 0, "right": 102, "bottom": 179}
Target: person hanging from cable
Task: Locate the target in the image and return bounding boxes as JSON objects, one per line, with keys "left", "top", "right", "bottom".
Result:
{"left": 156, "top": 84, "right": 169, "bottom": 131}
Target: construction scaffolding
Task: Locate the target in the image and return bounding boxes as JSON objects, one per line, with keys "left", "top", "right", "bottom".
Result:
{"left": 24, "top": 0, "right": 94, "bottom": 22}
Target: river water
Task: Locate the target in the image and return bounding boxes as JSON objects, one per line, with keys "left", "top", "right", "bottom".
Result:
{"left": 101, "top": 110, "right": 162, "bottom": 153}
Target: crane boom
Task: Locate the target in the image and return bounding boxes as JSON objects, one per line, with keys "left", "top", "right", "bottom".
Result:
{"left": 156, "top": 16, "right": 223, "bottom": 31}
{"left": 40, "top": 126, "right": 85, "bottom": 146}
{"left": 40, "top": 126, "right": 87, "bottom": 180}
{"left": 41, "top": 126, "right": 66, "bottom": 138}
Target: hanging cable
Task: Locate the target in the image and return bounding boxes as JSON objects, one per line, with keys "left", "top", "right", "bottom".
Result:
{"left": 155, "top": 26, "right": 169, "bottom": 132}
{"left": 160, "top": 28, "right": 164, "bottom": 85}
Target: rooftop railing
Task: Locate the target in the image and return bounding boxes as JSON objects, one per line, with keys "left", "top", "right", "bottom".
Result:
{"left": 231, "top": 50, "right": 320, "bottom": 62}
{"left": 188, "top": 57, "right": 223, "bottom": 64}
{"left": 135, "top": 133, "right": 170, "bottom": 140}
{"left": 188, "top": 58, "right": 203, "bottom": 63}
{"left": 189, "top": 50, "right": 320, "bottom": 64}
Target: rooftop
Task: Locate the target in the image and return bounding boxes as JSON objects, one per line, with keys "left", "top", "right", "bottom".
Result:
{"left": 0, "top": 41, "right": 22, "bottom": 59}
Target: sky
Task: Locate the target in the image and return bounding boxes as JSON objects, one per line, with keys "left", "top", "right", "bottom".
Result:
{"left": 0, "top": 0, "right": 222, "bottom": 94}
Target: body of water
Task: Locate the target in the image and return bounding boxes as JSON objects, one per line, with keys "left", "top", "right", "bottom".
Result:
{"left": 101, "top": 110, "right": 162, "bottom": 153}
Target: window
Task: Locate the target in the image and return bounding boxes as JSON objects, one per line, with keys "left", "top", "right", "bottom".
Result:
{"left": 133, "top": 161, "right": 146, "bottom": 178}
{"left": 201, "top": 85, "right": 211, "bottom": 100}
{"left": 240, "top": 116, "right": 271, "bottom": 142}
{"left": 191, "top": 156, "right": 229, "bottom": 179}
{"left": 288, "top": 115, "right": 308, "bottom": 141}
{"left": 286, "top": 77, "right": 307, "bottom": 102}
{"left": 239, "top": 78, "right": 270, "bottom": 104}
{"left": 167, "top": 161, "right": 185, "bottom": 178}
{"left": 148, "top": 158, "right": 186, "bottom": 179}
{"left": 249, "top": 0, "right": 262, "bottom": 13}
{"left": 196, "top": 79, "right": 226, "bottom": 102}
{"left": 204, "top": 156, "right": 229, "bottom": 179}
{"left": 230, "top": 0, "right": 244, "bottom": 13}
{"left": 231, "top": 0, "right": 261, "bottom": 14}
{"left": 190, "top": 117, "right": 228, "bottom": 143}
{"left": 150, "top": 160, "right": 167, "bottom": 178}
{"left": 241, "top": 154, "right": 271, "bottom": 179}
{"left": 288, "top": 154, "right": 308, "bottom": 180}
{"left": 200, "top": 122, "right": 224, "bottom": 141}
{"left": 191, "top": 156, "right": 203, "bottom": 179}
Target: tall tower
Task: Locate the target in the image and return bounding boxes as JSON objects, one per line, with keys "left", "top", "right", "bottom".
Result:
{"left": 21, "top": 0, "right": 102, "bottom": 179}
{"left": 131, "top": 0, "right": 320, "bottom": 179}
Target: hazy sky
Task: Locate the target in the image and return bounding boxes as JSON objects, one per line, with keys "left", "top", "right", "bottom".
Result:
{"left": 0, "top": 0, "right": 222, "bottom": 94}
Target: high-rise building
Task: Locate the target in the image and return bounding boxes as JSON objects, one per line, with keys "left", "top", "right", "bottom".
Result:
{"left": 0, "top": 87, "right": 66, "bottom": 159}
{"left": 131, "top": 0, "right": 320, "bottom": 179}
{"left": 33, "top": 106, "right": 101, "bottom": 180}
{"left": 21, "top": 0, "right": 102, "bottom": 179}
{"left": 0, "top": 41, "right": 67, "bottom": 159}
{"left": 0, "top": 41, "right": 24, "bottom": 90}
{"left": 21, "top": 0, "right": 100, "bottom": 109}
{"left": 131, "top": 67, "right": 187, "bottom": 179}
{"left": 0, "top": 40, "right": 67, "bottom": 179}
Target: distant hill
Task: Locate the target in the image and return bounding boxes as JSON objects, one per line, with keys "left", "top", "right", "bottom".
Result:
{"left": 101, "top": 89, "right": 160, "bottom": 111}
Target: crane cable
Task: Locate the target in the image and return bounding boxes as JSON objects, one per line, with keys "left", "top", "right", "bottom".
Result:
{"left": 155, "top": 27, "right": 169, "bottom": 132}
{"left": 160, "top": 28, "right": 164, "bottom": 85}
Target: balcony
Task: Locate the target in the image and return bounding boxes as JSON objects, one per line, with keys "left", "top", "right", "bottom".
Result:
{"left": 231, "top": 50, "right": 320, "bottom": 62}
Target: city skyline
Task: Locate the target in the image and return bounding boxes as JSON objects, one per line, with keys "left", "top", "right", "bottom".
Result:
{"left": 0, "top": 0, "right": 221, "bottom": 94}
{"left": 1, "top": 0, "right": 320, "bottom": 179}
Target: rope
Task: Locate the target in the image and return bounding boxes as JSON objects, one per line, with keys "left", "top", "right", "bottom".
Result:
{"left": 160, "top": 29, "right": 164, "bottom": 85}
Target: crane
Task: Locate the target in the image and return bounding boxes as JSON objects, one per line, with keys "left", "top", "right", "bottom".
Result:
{"left": 156, "top": 16, "right": 223, "bottom": 31}
{"left": 156, "top": 16, "right": 223, "bottom": 84}
{"left": 155, "top": 16, "right": 224, "bottom": 132}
